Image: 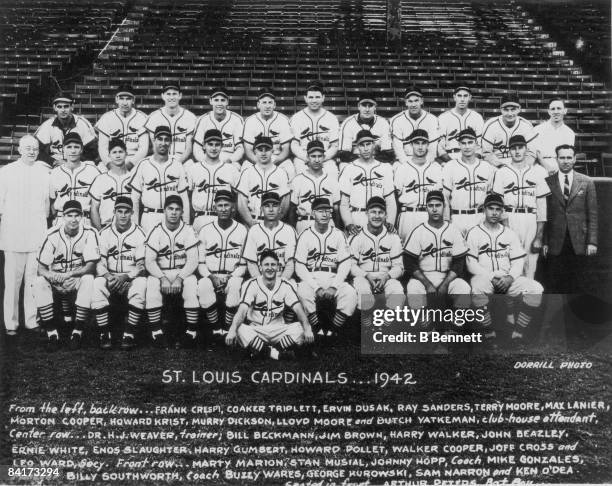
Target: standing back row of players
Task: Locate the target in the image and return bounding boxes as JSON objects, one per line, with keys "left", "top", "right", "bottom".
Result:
{"left": 34, "top": 82, "right": 575, "bottom": 177}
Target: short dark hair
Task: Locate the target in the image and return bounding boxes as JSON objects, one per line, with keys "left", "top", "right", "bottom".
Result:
{"left": 259, "top": 249, "right": 279, "bottom": 264}
{"left": 548, "top": 97, "right": 566, "bottom": 108}
{"left": 555, "top": 144, "right": 575, "bottom": 156}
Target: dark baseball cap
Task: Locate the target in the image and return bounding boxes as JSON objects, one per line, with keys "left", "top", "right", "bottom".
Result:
{"left": 358, "top": 91, "right": 377, "bottom": 104}
{"left": 407, "top": 129, "right": 429, "bottom": 143}
{"left": 366, "top": 196, "right": 386, "bottom": 211}
{"left": 164, "top": 194, "right": 183, "bottom": 209}
{"left": 114, "top": 196, "right": 133, "bottom": 210}
{"left": 261, "top": 191, "right": 281, "bottom": 205}
{"left": 454, "top": 85, "right": 472, "bottom": 94}
{"left": 483, "top": 193, "right": 504, "bottom": 208}
{"left": 307, "top": 140, "right": 325, "bottom": 154}
{"left": 254, "top": 135, "right": 273, "bottom": 150}
{"left": 500, "top": 94, "right": 521, "bottom": 108}
{"left": 311, "top": 197, "right": 332, "bottom": 211}
{"left": 426, "top": 190, "right": 445, "bottom": 204}
{"left": 162, "top": 82, "right": 181, "bottom": 93}
{"left": 210, "top": 87, "right": 229, "bottom": 99}
{"left": 116, "top": 84, "right": 135, "bottom": 98}
{"left": 214, "top": 189, "right": 234, "bottom": 202}
{"left": 203, "top": 129, "right": 223, "bottom": 143}
{"left": 257, "top": 88, "right": 276, "bottom": 100}
{"left": 508, "top": 135, "right": 527, "bottom": 148}
{"left": 404, "top": 86, "right": 423, "bottom": 98}
{"left": 63, "top": 200, "right": 83, "bottom": 215}
{"left": 354, "top": 129, "right": 376, "bottom": 145}
{"left": 108, "top": 138, "right": 126, "bottom": 152}
{"left": 457, "top": 127, "right": 478, "bottom": 141}
{"left": 154, "top": 125, "right": 172, "bottom": 138}
{"left": 63, "top": 132, "right": 83, "bottom": 146}
{"left": 52, "top": 92, "right": 74, "bottom": 105}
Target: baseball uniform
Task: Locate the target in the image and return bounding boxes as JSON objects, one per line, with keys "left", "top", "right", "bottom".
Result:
{"left": 95, "top": 108, "right": 148, "bottom": 160}
{"left": 290, "top": 171, "right": 340, "bottom": 234}
{"left": 438, "top": 109, "right": 485, "bottom": 160}
{"left": 290, "top": 108, "right": 339, "bottom": 176}
{"left": 339, "top": 114, "right": 392, "bottom": 157}
{"left": 390, "top": 110, "right": 440, "bottom": 162}
{"left": 35, "top": 115, "right": 97, "bottom": 162}
{"left": 242, "top": 221, "right": 296, "bottom": 278}
{"left": 481, "top": 116, "right": 536, "bottom": 166}
{"left": 394, "top": 160, "right": 443, "bottom": 243}
{"left": 349, "top": 227, "right": 404, "bottom": 310}
{"left": 242, "top": 111, "right": 294, "bottom": 177}
{"left": 339, "top": 160, "right": 395, "bottom": 228}
{"left": 185, "top": 160, "right": 239, "bottom": 232}
{"left": 492, "top": 163, "right": 550, "bottom": 278}
{"left": 144, "top": 107, "right": 197, "bottom": 162}
{"left": 194, "top": 111, "right": 244, "bottom": 162}
{"left": 88, "top": 171, "right": 132, "bottom": 227}
{"left": 532, "top": 121, "right": 576, "bottom": 173}
{"left": 50, "top": 163, "right": 100, "bottom": 225}
{"left": 442, "top": 159, "right": 494, "bottom": 235}
{"left": 235, "top": 165, "right": 290, "bottom": 222}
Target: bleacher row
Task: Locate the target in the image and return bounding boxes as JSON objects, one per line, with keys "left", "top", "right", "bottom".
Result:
{"left": 0, "top": 0, "right": 610, "bottom": 173}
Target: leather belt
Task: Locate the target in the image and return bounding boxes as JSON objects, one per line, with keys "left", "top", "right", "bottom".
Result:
{"left": 505, "top": 207, "right": 535, "bottom": 214}
{"left": 212, "top": 270, "right": 232, "bottom": 275}
{"left": 452, "top": 208, "right": 483, "bottom": 215}
{"left": 314, "top": 267, "right": 336, "bottom": 273}
{"left": 400, "top": 206, "right": 427, "bottom": 213}
{"left": 143, "top": 208, "right": 164, "bottom": 214}
{"left": 195, "top": 210, "right": 217, "bottom": 216}
{"left": 350, "top": 207, "right": 366, "bottom": 212}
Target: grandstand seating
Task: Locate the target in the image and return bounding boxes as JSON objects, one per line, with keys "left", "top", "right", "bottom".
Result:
{"left": 0, "top": 0, "right": 609, "bottom": 173}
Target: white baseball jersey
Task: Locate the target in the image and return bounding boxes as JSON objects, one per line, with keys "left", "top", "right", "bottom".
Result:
{"left": 193, "top": 111, "right": 244, "bottom": 156}
{"left": 242, "top": 222, "right": 296, "bottom": 273}
{"left": 128, "top": 157, "right": 188, "bottom": 210}
{"left": 481, "top": 116, "right": 536, "bottom": 164}
{"left": 236, "top": 165, "right": 290, "bottom": 218}
{"left": 349, "top": 227, "right": 403, "bottom": 273}
{"left": 466, "top": 224, "right": 525, "bottom": 274}
{"left": 98, "top": 223, "right": 146, "bottom": 274}
{"left": 290, "top": 109, "right": 339, "bottom": 151}
{"left": 144, "top": 108, "right": 197, "bottom": 160}
{"left": 339, "top": 160, "right": 394, "bottom": 210}
{"left": 242, "top": 112, "right": 293, "bottom": 155}
{"left": 198, "top": 220, "right": 247, "bottom": 274}
{"left": 35, "top": 115, "right": 97, "bottom": 160}
{"left": 38, "top": 224, "right": 100, "bottom": 272}
{"left": 404, "top": 221, "right": 467, "bottom": 273}
{"left": 438, "top": 109, "right": 485, "bottom": 154}
{"left": 88, "top": 171, "right": 132, "bottom": 225}
{"left": 390, "top": 110, "right": 440, "bottom": 160}
{"left": 50, "top": 163, "right": 101, "bottom": 214}
{"left": 294, "top": 226, "right": 351, "bottom": 272}
{"left": 339, "top": 115, "right": 392, "bottom": 154}
{"left": 492, "top": 164, "right": 550, "bottom": 210}
{"left": 291, "top": 171, "right": 340, "bottom": 215}
{"left": 145, "top": 221, "right": 199, "bottom": 271}
{"left": 185, "top": 160, "right": 239, "bottom": 213}
{"left": 240, "top": 276, "right": 299, "bottom": 326}
{"left": 532, "top": 121, "right": 575, "bottom": 160}
{"left": 394, "top": 160, "right": 443, "bottom": 208}
{"left": 95, "top": 109, "right": 148, "bottom": 157}
{"left": 442, "top": 159, "right": 494, "bottom": 210}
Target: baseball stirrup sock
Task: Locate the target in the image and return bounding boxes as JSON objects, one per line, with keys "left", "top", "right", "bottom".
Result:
{"left": 75, "top": 306, "right": 89, "bottom": 325}
{"left": 185, "top": 308, "right": 199, "bottom": 327}
{"left": 202, "top": 305, "right": 218, "bottom": 327}
{"left": 284, "top": 309, "right": 297, "bottom": 323}
{"left": 249, "top": 336, "right": 266, "bottom": 353}
{"left": 147, "top": 307, "right": 162, "bottom": 331}
{"left": 127, "top": 306, "right": 142, "bottom": 329}
{"left": 95, "top": 307, "right": 109, "bottom": 328}
{"left": 332, "top": 311, "right": 348, "bottom": 329}
{"left": 308, "top": 312, "right": 320, "bottom": 332}
{"left": 39, "top": 304, "right": 55, "bottom": 327}
{"left": 225, "top": 306, "right": 237, "bottom": 330}
{"left": 61, "top": 298, "right": 73, "bottom": 322}
{"left": 279, "top": 335, "right": 296, "bottom": 350}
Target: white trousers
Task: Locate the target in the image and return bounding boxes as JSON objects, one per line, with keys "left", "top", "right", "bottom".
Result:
{"left": 506, "top": 213, "right": 538, "bottom": 279}
{"left": 3, "top": 251, "right": 38, "bottom": 331}
{"left": 297, "top": 272, "right": 357, "bottom": 315}
{"left": 237, "top": 321, "right": 304, "bottom": 348}
{"left": 91, "top": 276, "right": 147, "bottom": 309}
{"left": 145, "top": 272, "right": 199, "bottom": 309}
{"left": 353, "top": 273, "right": 405, "bottom": 310}
{"left": 197, "top": 275, "right": 243, "bottom": 308}
{"left": 34, "top": 274, "right": 94, "bottom": 309}
{"left": 406, "top": 271, "right": 471, "bottom": 309}
{"left": 470, "top": 275, "right": 543, "bottom": 308}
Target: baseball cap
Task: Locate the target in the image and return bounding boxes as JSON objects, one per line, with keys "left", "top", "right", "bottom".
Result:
{"left": 508, "top": 135, "right": 527, "bottom": 148}
{"left": 307, "top": 140, "right": 325, "bottom": 155}
{"left": 254, "top": 135, "right": 273, "bottom": 150}
{"left": 154, "top": 125, "right": 172, "bottom": 139}
{"left": 52, "top": 92, "right": 74, "bottom": 105}
{"left": 108, "top": 138, "right": 126, "bottom": 152}
{"left": 407, "top": 129, "right": 429, "bottom": 143}
{"left": 63, "top": 200, "right": 83, "bottom": 215}
{"left": 454, "top": 85, "right": 472, "bottom": 94}
{"left": 164, "top": 194, "right": 183, "bottom": 209}
{"left": 257, "top": 88, "right": 276, "bottom": 100}
{"left": 311, "top": 197, "right": 332, "bottom": 211}
{"left": 203, "top": 129, "right": 223, "bottom": 143}
{"left": 426, "top": 190, "right": 445, "bottom": 204}
{"left": 116, "top": 84, "right": 135, "bottom": 98}
{"left": 357, "top": 91, "right": 377, "bottom": 104}
{"left": 261, "top": 191, "right": 281, "bottom": 205}
{"left": 114, "top": 196, "right": 133, "bottom": 210}
{"left": 354, "top": 129, "right": 376, "bottom": 145}
{"left": 210, "top": 87, "right": 229, "bottom": 99}
{"left": 214, "top": 189, "right": 234, "bottom": 203}
{"left": 366, "top": 196, "right": 386, "bottom": 211}
{"left": 162, "top": 82, "right": 181, "bottom": 93}
{"left": 63, "top": 132, "right": 83, "bottom": 146}
{"left": 500, "top": 94, "right": 521, "bottom": 108}
{"left": 457, "top": 127, "right": 478, "bottom": 141}
{"left": 483, "top": 193, "right": 504, "bottom": 208}
{"left": 404, "top": 86, "right": 423, "bottom": 98}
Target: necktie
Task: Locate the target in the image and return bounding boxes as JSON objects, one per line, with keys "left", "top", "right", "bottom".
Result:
{"left": 563, "top": 175, "right": 570, "bottom": 201}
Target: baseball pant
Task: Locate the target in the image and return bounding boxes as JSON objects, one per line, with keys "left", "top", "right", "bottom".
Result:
{"left": 407, "top": 271, "right": 471, "bottom": 309}
{"left": 470, "top": 275, "right": 543, "bottom": 308}
{"left": 192, "top": 214, "right": 217, "bottom": 234}
{"left": 237, "top": 321, "right": 304, "bottom": 348}
{"left": 34, "top": 274, "right": 94, "bottom": 309}
{"left": 451, "top": 213, "right": 483, "bottom": 236}
{"left": 92, "top": 276, "right": 147, "bottom": 310}
{"left": 294, "top": 158, "right": 339, "bottom": 179}
{"left": 353, "top": 273, "right": 404, "bottom": 311}
{"left": 3, "top": 251, "right": 38, "bottom": 331}
{"left": 197, "top": 275, "right": 243, "bottom": 308}
{"left": 298, "top": 272, "right": 357, "bottom": 316}
{"left": 397, "top": 210, "right": 428, "bottom": 244}
{"left": 145, "top": 272, "right": 199, "bottom": 309}
{"left": 506, "top": 212, "right": 538, "bottom": 279}
{"left": 140, "top": 212, "right": 165, "bottom": 235}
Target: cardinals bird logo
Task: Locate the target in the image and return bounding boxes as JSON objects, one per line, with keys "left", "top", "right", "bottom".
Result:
{"left": 222, "top": 132, "right": 232, "bottom": 139}
{"left": 107, "top": 242, "right": 134, "bottom": 259}
{"left": 58, "top": 184, "right": 72, "bottom": 197}
{"left": 456, "top": 175, "right": 487, "bottom": 191}
{"left": 110, "top": 129, "right": 122, "bottom": 138}
{"left": 128, "top": 126, "right": 138, "bottom": 133}
{"left": 176, "top": 126, "right": 187, "bottom": 133}
{"left": 478, "top": 242, "right": 510, "bottom": 256}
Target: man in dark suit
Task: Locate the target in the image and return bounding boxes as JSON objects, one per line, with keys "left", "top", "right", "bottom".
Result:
{"left": 543, "top": 144, "right": 598, "bottom": 294}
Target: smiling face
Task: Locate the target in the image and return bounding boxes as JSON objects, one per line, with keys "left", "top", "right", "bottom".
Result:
{"left": 548, "top": 99, "right": 567, "bottom": 123}
{"left": 255, "top": 145, "right": 272, "bottom": 165}
{"left": 313, "top": 206, "right": 331, "bottom": 226}
{"left": 259, "top": 255, "right": 279, "bottom": 279}
{"left": 162, "top": 89, "right": 182, "bottom": 109}
{"left": 204, "top": 140, "right": 222, "bottom": 159}
{"left": 210, "top": 95, "right": 228, "bottom": 116}
{"left": 154, "top": 134, "right": 171, "bottom": 156}
{"left": 367, "top": 206, "right": 386, "bottom": 229}
{"left": 501, "top": 104, "right": 520, "bottom": 124}
{"left": 18, "top": 136, "right": 39, "bottom": 163}
{"left": 405, "top": 95, "right": 423, "bottom": 116}
{"left": 411, "top": 139, "right": 428, "bottom": 158}
{"left": 459, "top": 137, "right": 476, "bottom": 158}
{"left": 63, "top": 210, "right": 82, "bottom": 233}
{"left": 109, "top": 146, "right": 126, "bottom": 168}
{"left": 257, "top": 96, "right": 276, "bottom": 117}
{"left": 304, "top": 90, "right": 324, "bottom": 111}
{"left": 114, "top": 207, "right": 132, "bottom": 228}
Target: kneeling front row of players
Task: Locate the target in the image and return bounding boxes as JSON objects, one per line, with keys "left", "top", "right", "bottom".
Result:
{"left": 36, "top": 183, "right": 541, "bottom": 355}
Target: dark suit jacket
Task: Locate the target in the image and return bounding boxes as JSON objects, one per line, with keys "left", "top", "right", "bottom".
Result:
{"left": 545, "top": 171, "right": 598, "bottom": 255}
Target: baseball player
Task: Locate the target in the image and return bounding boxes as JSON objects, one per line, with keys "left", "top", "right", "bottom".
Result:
{"left": 236, "top": 135, "right": 291, "bottom": 226}
{"left": 144, "top": 83, "right": 197, "bottom": 164}
{"left": 394, "top": 129, "right": 444, "bottom": 243}
{"left": 34, "top": 200, "right": 99, "bottom": 351}
{"left": 242, "top": 88, "right": 295, "bottom": 179}
{"left": 438, "top": 86, "right": 484, "bottom": 162}
{"left": 467, "top": 194, "right": 543, "bottom": 344}
{"left": 34, "top": 92, "right": 97, "bottom": 167}
{"left": 481, "top": 94, "right": 537, "bottom": 167}
{"left": 241, "top": 191, "right": 296, "bottom": 282}
{"left": 89, "top": 139, "right": 132, "bottom": 230}
{"left": 92, "top": 197, "right": 147, "bottom": 350}
{"left": 129, "top": 125, "right": 190, "bottom": 233}
{"left": 290, "top": 82, "right": 340, "bottom": 177}
{"left": 339, "top": 130, "right": 396, "bottom": 233}
{"left": 196, "top": 190, "right": 248, "bottom": 345}
{"left": 404, "top": 191, "right": 471, "bottom": 326}
{"left": 295, "top": 197, "right": 357, "bottom": 336}
{"left": 338, "top": 91, "right": 393, "bottom": 165}
{"left": 290, "top": 140, "right": 340, "bottom": 234}
{"left": 350, "top": 197, "right": 404, "bottom": 314}
{"left": 49, "top": 132, "right": 100, "bottom": 227}
{"left": 390, "top": 87, "right": 441, "bottom": 165}
{"left": 442, "top": 128, "right": 495, "bottom": 236}
{"left": 193, "top": 87, "right": 244, "bottom": 171}
{"left": 533, "top": 98, "right": 576, "bottom": 174}
{"left": 185, "top": 129, "right": 239, "bottom": 233}
{"left": 492, "top": 135, "right": 549, "bottom": 279}
{"left": 225, "top": 249, "right": 314, "bottom": 360}
{"left": 144, "top": 195, "right": 200, "bottom": 349}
